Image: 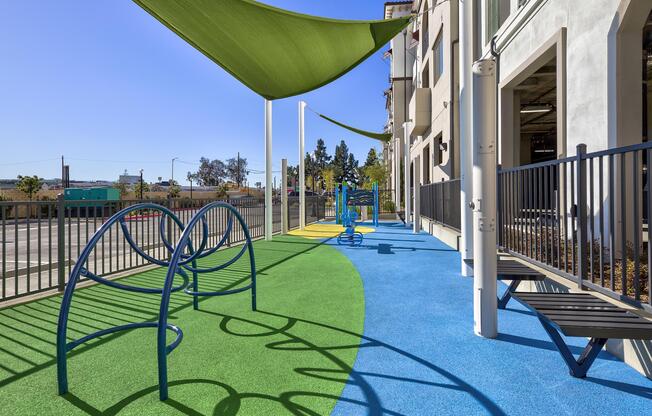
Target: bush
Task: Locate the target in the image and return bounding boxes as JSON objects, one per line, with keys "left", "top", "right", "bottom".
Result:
{"left": 382, "top": 200, "right": 396, "bottom": 213}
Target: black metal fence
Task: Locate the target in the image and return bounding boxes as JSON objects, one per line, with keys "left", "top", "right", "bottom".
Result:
{"left": 498, "top": 142, "right": 652, "bottom": 310}
{"left": 420, "top": 179, "right": 461, "bottom": 231}
{"left": 0, "top": 195, "right": 324, "bottom": 302}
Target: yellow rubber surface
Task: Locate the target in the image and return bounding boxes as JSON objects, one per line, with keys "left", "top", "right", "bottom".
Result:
{"left": 287, "top": 223, "right": 375, "bottom": 239}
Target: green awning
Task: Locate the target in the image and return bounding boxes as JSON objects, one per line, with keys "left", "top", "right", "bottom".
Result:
{"left": 319, "top": 114, "right": 392, "bottom": 142}
{"left": 133, "top": 0, "right": 411, "bottom": 100}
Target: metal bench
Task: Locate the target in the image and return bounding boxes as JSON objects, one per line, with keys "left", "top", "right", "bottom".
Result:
{"left": 468, "top": 259, "right": 545, "bottom": 309}
{"left": 512, "top": 291, "right": 652, "bottom": 378}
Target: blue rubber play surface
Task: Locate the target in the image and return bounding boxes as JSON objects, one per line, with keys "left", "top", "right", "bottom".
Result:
{"left": 328, "top": 222, "right": 652, "bottom": 415}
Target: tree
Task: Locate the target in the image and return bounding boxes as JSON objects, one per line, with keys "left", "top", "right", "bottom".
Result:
{"left": 346, "top": 153, "right": 360, "bottom": 185}
{"left": 167, "top": 180, "right": 180, "bottom": 198}
{"left": 322, "top": 167, "right": 335, "bottom": 194}
{"left": 134, "top": 180, "right": 150, "bottom": 198}
{"left": 16, "top": 175, "right": 43, "bottom": 200}
{"left": 196, "top": 157, "right": 226, "bottom": 186}
{"left": 313, "top": 138, "right": 331, "bottom": 189}
{"left": 150, "top": 183, "right": 163, "bottom": 192}
{"left": 362, "top": 162, "right": 389, "bottom": 189}
{"left": 364, "top": 148, "right": 379, "bottom": 168}
{"left": 304, "top": 152, "right": 318, "bottom": 191}
{"left": 332, "top": 140, "right": 350, "bottom": 183}
{"left": 114, "top": 182, "right": 128, "bottom": 199}
{"left": 286, "top": 164, "right": 298, "bottom": 189}
{"left": 226, "top": 156, "right": 249, "bottom": 188}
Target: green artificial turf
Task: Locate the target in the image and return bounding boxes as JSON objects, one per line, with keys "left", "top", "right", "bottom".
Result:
{"left": 0, "top": 235, "right": 364, "bottom": 415}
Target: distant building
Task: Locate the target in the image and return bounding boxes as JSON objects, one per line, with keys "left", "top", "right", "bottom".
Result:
{"left": 118, "top": 170, "right": 141, "bottom": 185}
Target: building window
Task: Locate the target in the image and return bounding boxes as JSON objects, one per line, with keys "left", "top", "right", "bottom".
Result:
{"left": 422, "top": 63, "right": 430, "bottom": 88}
{"left": 436, "top": 134, "right": 443, "bottom": 165}
{"left": 433, "top": 31, "right": 443, "bottom": 86}
{"left": 486, "top": 0, "right": 500, "bottom": 41}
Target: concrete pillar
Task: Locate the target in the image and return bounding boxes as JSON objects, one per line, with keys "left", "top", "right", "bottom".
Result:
{"left": 472, "top": 59, "right": 498, "bottom": 339}
{"left": 281, "top": 158, "right": 288, "bottom": 234}
{"left": 403, "top": 122, "right": 411, "bottom": 227}
{"left": 413, "top": 154, "right": 421, "bottom": 233}
{"left": 394, "top": 136, "right": 402, "bottom": 213}
{"left": 299, "top": 101, "right": 306, "bottom": 230}
{"left": 459, "top": 0, "right": 475, "bottom": 277}
{"left": 265, "top": 99, "right": 273, "bottom": 241}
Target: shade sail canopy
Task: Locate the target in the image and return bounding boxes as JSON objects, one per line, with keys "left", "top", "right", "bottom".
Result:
{"left": 133, "top": 0, "right": 411, "bottom": 100}
{"left": 319, "top": 114, "right": 392, "bottom": 142}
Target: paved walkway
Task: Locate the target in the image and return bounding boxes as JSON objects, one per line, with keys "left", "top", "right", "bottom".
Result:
{"left": 329, "top": 222, "right": 652, "bottom": 415}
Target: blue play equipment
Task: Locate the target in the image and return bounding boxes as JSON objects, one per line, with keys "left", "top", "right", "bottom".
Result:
{"left": 56, "top": 202, "right": 256, "bottom": 401}
{"left": 335, "top": 182, "right": 379, "bottom": 246}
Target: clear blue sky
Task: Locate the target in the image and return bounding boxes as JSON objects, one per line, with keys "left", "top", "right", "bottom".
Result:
{"left": 0, "top": 0, "right": 393, "bottom": 186}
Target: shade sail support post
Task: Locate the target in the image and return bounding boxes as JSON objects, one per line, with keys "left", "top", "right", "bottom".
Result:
{"left": 472, "top": 59, "right": 498, "bottom": 339}
{"left": 265, "top": 99, "right": 273, "bottom": 241}
{"left": 299, "top": 101, "right": 306, "bottom": 230}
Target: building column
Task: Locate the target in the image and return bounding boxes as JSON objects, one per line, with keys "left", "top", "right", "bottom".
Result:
{"left": 413, "top": 154, "right": 421, "bottom": 233}
{"left": 472, "top": 59, "right": 498, "bottom": 339}
{"left": 394, "top": 136, "right": 402, "bottom": 213}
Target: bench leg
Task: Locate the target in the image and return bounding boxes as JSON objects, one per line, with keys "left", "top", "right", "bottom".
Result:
{"left": 538, "top": 317, "right": 607, "bottom": 378}
{"left": 497, "top": 280, "right": 521, "bottom": 309}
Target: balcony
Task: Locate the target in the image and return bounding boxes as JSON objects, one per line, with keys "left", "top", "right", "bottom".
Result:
{"left": 409, "top": 87, "right": 431, "bottom": 136}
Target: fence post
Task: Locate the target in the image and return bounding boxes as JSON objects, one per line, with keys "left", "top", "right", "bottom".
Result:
{"left": 281, "top": 159, "right": 288, "bottom": 234}
{"left": 576, "top": 144, "right": 588, "bottom": 290}
{"left": 497, "top": 164, "right": 503, "bottom": 248}
{"left": 57, "top": 193, "right": 66, "bottom": 291}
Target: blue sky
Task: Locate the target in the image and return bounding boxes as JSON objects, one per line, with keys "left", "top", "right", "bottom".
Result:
{"left": 0, "top": 0, "right": 392, "bottom": 186}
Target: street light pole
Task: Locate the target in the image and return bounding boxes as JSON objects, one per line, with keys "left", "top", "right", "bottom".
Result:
{"left": 171, "top": 157, "right": 179, "bottom": 184}
{"left": 139, "top": 169, "right": 144, "bottom": 200}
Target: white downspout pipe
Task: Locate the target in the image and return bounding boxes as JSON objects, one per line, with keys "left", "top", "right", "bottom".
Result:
{"left": 395, "top": 137, "right": 401, "bottom": 216}
{"left": 472, "top": 59, "right": 497, "bottom": 338}
{"left": 459, "top": 0, "right": 474, "bottom": 277}
{"left": 403, "top": 121, "right": 411, "bottom": 227}
{"left": 413, "top": 155, "right": 421, "bottom": 233}
{"left": 265, "top": 99, "right": 273, "bottom": 241}
{"left": 299, "top": 101, "right": 306, "bottom": 230}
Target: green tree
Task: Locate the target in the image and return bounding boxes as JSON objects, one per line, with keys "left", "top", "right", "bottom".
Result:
{"left": 304, "top": 152, "right": 318, "bottom": 191}
{"left": 16, "top": 175, "right": 43, "bottom": 200}
{"left": 362, "top": 162, "right": 389, "bottom": 190}
{"left": 332, "top": 140, "right": 349, "bottom": 183}
{"left": 364, "top": 148, "right": 379, "bottom": 168}
{"left": 322, "top": 167, "right": 335, "bottom": 194}
{"left": 134, "top": 181, "right": 150, "bottom": 199}
{"left": 346, "top": 153, "right": 360, "bottom": 185}
{"left": 114, "top": 182, "right": 128, "bottom": 199}
{"left": 167, "top": 180, "right": 181, "bottom": 198}
{"left": 313, "top": 138, "right": 331, "bottom": 189}
{"left": 196, "top": 157, "right": 226, "bottom": 186}
{"left": 226, "top": 156, "right": 249, "bottom": 188}
{"left": 286, "top": 164, "right": 298, "bottom": 189}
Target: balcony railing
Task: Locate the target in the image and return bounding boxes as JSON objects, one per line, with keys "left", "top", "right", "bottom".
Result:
{"left": 420, "top": 179, "right": 461, "bottom": 231}
{"left": 498, "top": 142, "right": 652, "bottom": 311}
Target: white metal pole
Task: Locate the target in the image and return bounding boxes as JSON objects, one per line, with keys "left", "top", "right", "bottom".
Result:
{"left": 459, "top": 0, "right": 475, "bottom": 277}
{"left": 413, "top": 155, "right": 421, "bottom": 233}
{"left": 299, "top": 101, "right": 306, "bottom": 230}
{"left": 403, "top": 122, "right": 411, "bottom": 227}
{"left": 265, "top": 99, "right": 273, "bottom": 241}
{"left": 394, "top": 137, "right": 401, "bottom": 215}
{"left": 472, "top": 59, "right": 498, "bottom": 338}
{"left": 281, "top": 158, "right": 288, "bottom": 234}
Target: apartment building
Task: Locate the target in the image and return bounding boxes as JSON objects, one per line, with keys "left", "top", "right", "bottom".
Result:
{"left": 383, "top": 0, "right": 460, "bottom": 213}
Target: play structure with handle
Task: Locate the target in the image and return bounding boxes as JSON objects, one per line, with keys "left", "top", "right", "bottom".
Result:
{"left": 335, "top": 182, "right": 378, "bottom": 245}
{"left": 56, "top": 202, "right": 256, "bottom": 401}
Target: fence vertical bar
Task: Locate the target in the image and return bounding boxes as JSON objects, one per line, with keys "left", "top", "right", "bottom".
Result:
{"left": 632, "top": 150, "right": 640, "bottom": 300}
{"left": 57, "top": 194, "right": 66, "bottom": 291}
{"left": 609, "top": 154, "right": 616, "bottom": 291}
{"left": 620, "top": 153, "right": 628, "bottom": 296}
{"left": 648, "top": 148, "right": 652, "bottom": 305}
{"left": 576, "top": 144, "right": 588, "bottom": 290}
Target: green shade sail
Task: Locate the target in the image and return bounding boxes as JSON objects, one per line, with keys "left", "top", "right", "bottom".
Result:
{"left": 133, "top": 0, "right": 411, "bottom": 100}
{"left": 319, "top": 114, "right": 392, "bottom": 142}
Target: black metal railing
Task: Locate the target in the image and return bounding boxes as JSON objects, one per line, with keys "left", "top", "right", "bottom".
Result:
{"left": 0, "top": 195, "right": 325, "bottom": 302}
{"left": 420, "top": 179, "right": 461, "bottom": 231}
{"left": 498, "top": 142, "right": 652, "bottom": 310}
